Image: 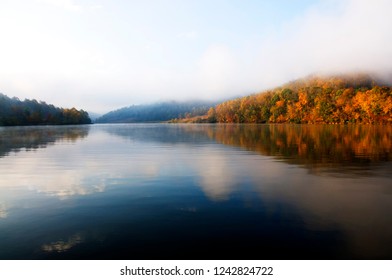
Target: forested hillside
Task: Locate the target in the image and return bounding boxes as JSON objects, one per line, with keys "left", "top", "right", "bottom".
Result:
{"left": 96, "top": 101, "right": 216, "bottom": 123}
{"left": 208, "top": 74, "right": 392, "bottom": 124}
{"left": 0, "top": 93, "right": 91, "bottom": 126}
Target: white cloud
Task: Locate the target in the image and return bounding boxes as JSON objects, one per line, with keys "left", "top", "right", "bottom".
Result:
{"left": 250, "top": 0, "right": 392, "bottom": 88}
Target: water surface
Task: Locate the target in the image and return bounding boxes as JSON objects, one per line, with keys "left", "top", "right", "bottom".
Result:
{"left": 0, "top": 124, "right": 391, "bottom": 259}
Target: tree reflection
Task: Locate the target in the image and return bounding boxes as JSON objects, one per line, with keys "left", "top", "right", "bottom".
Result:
{"left": 0, "top": 125, "right": 90, "bottom": 158}
{"left": 189, "top": 124, "right": 392, "bottom": 174}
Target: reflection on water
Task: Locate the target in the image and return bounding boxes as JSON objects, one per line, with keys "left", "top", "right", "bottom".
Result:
{"left": 0, "top": 204, "right": 8, "bottom": 219}
{"left": 0, "top": 124, "right": 391, "bottom": 259}
{"left": 192, "top": 124, "right": 392, "bottom": 175}
{"left": 42, "top": 233, "right": 85, "bottom": 253}
{"left": 0, "top": 125, "right": 90, "bottom": 157}
{"left": 0, "top": 125, "right": 106, "bottom": 199}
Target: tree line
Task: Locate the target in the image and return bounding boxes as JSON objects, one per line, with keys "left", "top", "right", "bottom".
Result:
{"left": 0, "top": 93, "right": 91, "bottom": 126}
{"left": 206, "top": 75, "right": 392, "bottom": 124}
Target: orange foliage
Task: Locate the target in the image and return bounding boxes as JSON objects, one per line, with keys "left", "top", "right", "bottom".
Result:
{"left": 212, "top": 75, "right": 392, "bottom": 124}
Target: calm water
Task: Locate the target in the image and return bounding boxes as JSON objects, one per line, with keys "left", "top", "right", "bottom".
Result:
{"left": 0, "top": 124, "right": 391, "bottom": 260}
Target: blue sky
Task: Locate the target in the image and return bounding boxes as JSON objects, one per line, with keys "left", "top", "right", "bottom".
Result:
{"left": 0, "top": 0, "right": 391, "bottom": 113}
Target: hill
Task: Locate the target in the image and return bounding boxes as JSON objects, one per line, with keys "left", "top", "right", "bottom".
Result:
{"left": 202, "top": 73, "right": 392, "bottom": 124}
{"left": 0, "top": 93, "right": 91, "bottom": 126}
{"left": 95, "top": 100, "right": 217, "bottom": 123}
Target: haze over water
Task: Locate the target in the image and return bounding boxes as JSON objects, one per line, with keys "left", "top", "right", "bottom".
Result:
{"left": 0, "top": 124, "right": 391, "bottom": 259}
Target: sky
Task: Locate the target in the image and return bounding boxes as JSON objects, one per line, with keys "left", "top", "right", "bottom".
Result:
{"left": 1, "top": 0, "right": 392, "bottom": 114}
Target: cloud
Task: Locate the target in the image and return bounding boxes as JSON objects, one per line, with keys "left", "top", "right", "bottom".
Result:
{"left": 1, "top": 0, "right": 392, "bottom": 113}
{"left": 250, "top": 0, "right": 392, "bottom": 87}
{"left": 192, "top": 0, "right": 392, "bottom": 96}
{"left": 188, "top": 0, "right": 392, "bottom": 101}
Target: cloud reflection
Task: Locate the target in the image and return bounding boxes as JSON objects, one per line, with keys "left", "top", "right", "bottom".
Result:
{"left": 195, "top": 149, "right": 237, "bottom": 201}
{"left": 257, "top": 166, "right": 392, "bottom": 258}
{"left": 1, "top": 124, "right": 391, "bottom": 258}
{"left": 179, "top": 124, "right": 392, "bottom": 258}
{"left": 1, "top": 147, "right": 108, "bottom": 200}
{"left": 189, "top": 142, "right": 392, "bottom": 258}
{"left": 42, "top": 233, "right": 84, "bottom": 253}
{"left": 0, "top": 204, "right": 8, "bottom": 219}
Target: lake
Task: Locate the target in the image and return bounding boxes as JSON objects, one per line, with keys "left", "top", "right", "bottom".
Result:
{"left": 0, "top": 123, "right": 391, "bottom": 259}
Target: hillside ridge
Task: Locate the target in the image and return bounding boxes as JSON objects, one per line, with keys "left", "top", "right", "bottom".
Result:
{"left": 190, "top": 73, "right": 392, "bottom": 124}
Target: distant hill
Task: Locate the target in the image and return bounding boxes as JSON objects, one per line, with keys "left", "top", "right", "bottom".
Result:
{"left": 197, "top": 73, "right": 392, "bottom": 124}
{"left": 0, "top": 93, "right": 91, "bottom": 126}
{"left": 95, "top": 100, "right": 217, "bottom": 123}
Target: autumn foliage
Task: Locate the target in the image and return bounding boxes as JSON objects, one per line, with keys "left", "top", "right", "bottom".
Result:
{"left": 212, "top": 75, "right": 392, "bottom": 124}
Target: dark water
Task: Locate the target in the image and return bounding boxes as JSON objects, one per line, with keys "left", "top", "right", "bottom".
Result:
{"left": 0, "top": 124, "right": 391, "bottom": 260}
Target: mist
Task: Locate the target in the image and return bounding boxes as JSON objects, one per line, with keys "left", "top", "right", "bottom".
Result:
{"left": 0, "top": 0, "right": 391, "bottom": 114}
